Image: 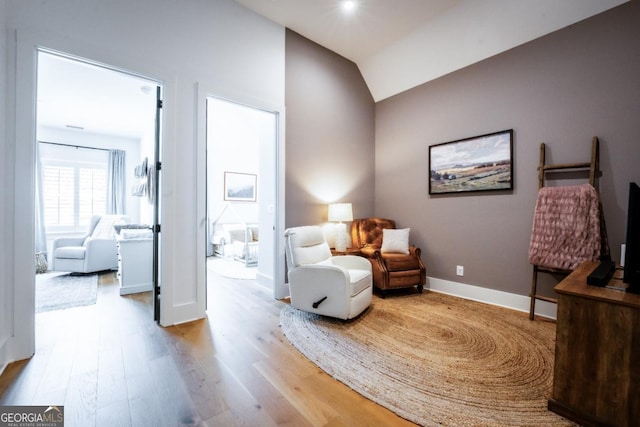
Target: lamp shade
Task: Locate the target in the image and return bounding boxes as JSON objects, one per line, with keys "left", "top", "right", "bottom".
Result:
{"left": 328, "top": 203, "right": 353, "bottom": 222}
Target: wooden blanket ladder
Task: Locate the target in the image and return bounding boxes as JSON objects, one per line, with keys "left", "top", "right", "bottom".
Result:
{"left": 529, "top": 136, "right": 601, "bottom": 320}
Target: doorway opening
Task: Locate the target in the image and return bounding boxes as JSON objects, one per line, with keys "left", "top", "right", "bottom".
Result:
{"left": 34, "top": 50, "right": 162, "bottom": 319}
{"left": 205, "top": 97, "right": 278, "bottom": 297}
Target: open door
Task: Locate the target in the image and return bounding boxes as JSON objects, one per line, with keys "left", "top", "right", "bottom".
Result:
{"left": 153, "top": 86, "right": 163, "bottom": 322}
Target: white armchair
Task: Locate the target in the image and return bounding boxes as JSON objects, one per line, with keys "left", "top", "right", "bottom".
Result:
{"left": 51, "top": 214, "right": 128, "bottom": 274}
{"left": 284, "top": 225, "right": 372, "bottom": 320}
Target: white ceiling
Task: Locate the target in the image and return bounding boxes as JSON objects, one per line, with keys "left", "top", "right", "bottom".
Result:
{"left": 235, "top": 0, "right": 628, "bottom": 101}
{"left": 235, "top": 0, "right": 462, "bottom": 63}
{"left": 37, "top": 52, "right": 158, "bottom": 141}
{"left": 36, "top": 0, "right": 627, "bottom": 140}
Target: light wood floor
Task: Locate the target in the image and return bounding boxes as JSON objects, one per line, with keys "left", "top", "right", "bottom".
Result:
{"left": 0, "top": 270, "right": 414, "bottom": 426}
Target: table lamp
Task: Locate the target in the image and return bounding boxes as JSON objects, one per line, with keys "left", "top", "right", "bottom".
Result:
{"left": 328, "top": 203, "right": 353, "bottom": 252}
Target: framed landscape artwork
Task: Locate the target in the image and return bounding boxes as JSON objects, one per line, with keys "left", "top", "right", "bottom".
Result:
{"left": 224, "top": 172, "right": 257, "bottom": 202}
{"left": 428, "top": 129, "right": 514, "bottom": 195}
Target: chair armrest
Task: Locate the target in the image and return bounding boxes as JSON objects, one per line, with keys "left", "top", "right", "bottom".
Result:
{"left": 330, "top": 255, "right": 372, "bottom": 272}
{"left": 288, "top": 265, "right": 349, "bottom": 307}
{"left": 358, "top": 246, "right": 380, "bottom": 258}
{"left": 82, "top": 238, "right": 118, "bottom": 272}
{"left": 84, "top": 237, "right": 117, "bottom": 250}
{"left": 288, "top": 265, "right": 356, "bottom": 318}
{"left": 52, "top": 237, "right": 85, "bottom": 251}
{"left": 409, "top": 246, "right": 426, "bottom": 274}
{"left": 360, "top": 247, "right": 389, "bottom": 278}
{"left": 289, "top": 265, "right": 350, "bottom": 289}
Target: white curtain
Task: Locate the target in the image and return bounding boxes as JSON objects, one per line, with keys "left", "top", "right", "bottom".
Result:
{"left": 35, "top": 142, "right": 47, "bottom": 255}
{"left": 107, "top": 149, "right": 126, "bottom": 214}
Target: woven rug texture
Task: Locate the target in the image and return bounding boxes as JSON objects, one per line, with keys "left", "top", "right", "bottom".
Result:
{"left": 36, "top": 272, "right": 98, "bottom": 313}
{"left": 280, "top": 292, "right": 575, "bottom": 427}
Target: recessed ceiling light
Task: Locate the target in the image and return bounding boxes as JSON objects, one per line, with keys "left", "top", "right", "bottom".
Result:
{"left": 341, "top": 0, "right": 357, "bottom": 13}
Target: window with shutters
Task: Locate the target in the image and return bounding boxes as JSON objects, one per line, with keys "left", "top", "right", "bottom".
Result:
{"left": 42, "top": 160, "right": 107, "bottom": 233}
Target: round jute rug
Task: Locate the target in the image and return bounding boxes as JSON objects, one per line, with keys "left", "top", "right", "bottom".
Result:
{"left": 280, "top": 292, "right": 575, "bottom": 427}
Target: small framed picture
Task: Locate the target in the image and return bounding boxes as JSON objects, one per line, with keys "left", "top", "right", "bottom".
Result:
{"left": 429, "top": 129, "right": 513, "bottom": 195}
{"left": 224, "top": 172, "right": 257, "bottom": 202}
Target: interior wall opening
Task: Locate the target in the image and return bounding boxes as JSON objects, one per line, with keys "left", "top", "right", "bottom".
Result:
{"left": 35, "top": 50, "right": 160, "bottom": 317}
{"left": 205, "top": 96, "right": 278, "bottom": 299}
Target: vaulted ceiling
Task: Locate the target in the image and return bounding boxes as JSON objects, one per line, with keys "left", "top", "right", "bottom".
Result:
{"left": 234, "top": 0, "right": 628, "bottom": 101}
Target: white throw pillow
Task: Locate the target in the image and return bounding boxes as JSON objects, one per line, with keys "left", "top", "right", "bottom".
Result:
{"left": 381, "top": 228, "right": 410, "bottom": 254}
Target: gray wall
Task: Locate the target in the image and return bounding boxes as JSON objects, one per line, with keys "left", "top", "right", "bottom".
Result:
{"left": 375, "top": 1, "right": 640, "bottom": 298}
{"left": 285, "top": 30, "right": 375, "bottom": 228}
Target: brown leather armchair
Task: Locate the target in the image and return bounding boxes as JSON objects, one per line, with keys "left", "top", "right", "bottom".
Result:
{"left": 350, "top": 217, "right": 426, "bottom": 295}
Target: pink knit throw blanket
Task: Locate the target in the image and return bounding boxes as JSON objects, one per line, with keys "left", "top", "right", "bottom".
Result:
{"left": 528, "top": 184, "right": 601, "bottom": 270}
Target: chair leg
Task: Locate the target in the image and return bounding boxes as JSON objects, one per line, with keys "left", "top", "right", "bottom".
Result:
{"left": 417, "top": 284, "right": 423, "bottom": 294}
{"left": 529, "top": 265, "right": 538, "bottom": 320}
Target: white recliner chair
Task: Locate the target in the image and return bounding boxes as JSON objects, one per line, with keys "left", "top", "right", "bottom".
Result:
{"left": 284, "top": 225, "right": 373, "bottom": 320}
{"left": 51, "top": 214, "right": 128, "bottom": 274}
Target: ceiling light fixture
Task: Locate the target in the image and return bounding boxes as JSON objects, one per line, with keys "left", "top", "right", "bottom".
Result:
{"left": 341, "top": 0, "right": 357, "bottom": 13}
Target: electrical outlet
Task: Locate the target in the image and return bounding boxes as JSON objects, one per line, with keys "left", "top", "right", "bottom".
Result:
{"left": 456, "top": 265, "right": 464, "bottom": 276}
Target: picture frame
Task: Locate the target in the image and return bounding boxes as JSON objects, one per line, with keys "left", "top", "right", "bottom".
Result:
{"left": 224, "top": 172, "right": 257, "bottom": 202}
{"left": 428, "top": 129, "right": 513, "bottom": 195}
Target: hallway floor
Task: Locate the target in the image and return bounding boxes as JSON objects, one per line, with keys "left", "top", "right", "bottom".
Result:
{"left": 0, "top": 271, "right": 411, "bottom": 426}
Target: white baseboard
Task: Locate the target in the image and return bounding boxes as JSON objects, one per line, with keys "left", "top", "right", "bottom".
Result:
{"left": 0, "top": 352, "right": 6, "bottom": 378}
{"left": 427, "top": 276, "right": 557, "bottom": 320}
{"left": 256, "top": 272, "right": 270, "bottom": 287}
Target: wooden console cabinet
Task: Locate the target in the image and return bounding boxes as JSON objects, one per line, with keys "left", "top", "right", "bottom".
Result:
{"left": 549, "top": 261, "right": 639, "bottom": 427}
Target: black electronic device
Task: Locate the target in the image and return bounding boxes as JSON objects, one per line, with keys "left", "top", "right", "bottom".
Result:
{"left": 587, "top": 259, "right": 616, "bottom": 286}
{"left": 623, "top": 182, "right": 640, "bottom": 294}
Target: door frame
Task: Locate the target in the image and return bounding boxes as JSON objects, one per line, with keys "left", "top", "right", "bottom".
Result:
{"left": 10, "top": 31, "right": 173, "bottom": 361}
{"left": 34, "top": 48, "right": 165, "bottom": 318}
{"left": 196, "top": 85, "right": 287, "bottom": 300}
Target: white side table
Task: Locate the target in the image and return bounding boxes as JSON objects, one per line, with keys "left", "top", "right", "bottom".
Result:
{"left": 116, "top": 237, "right": 153, "bottom": 295}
